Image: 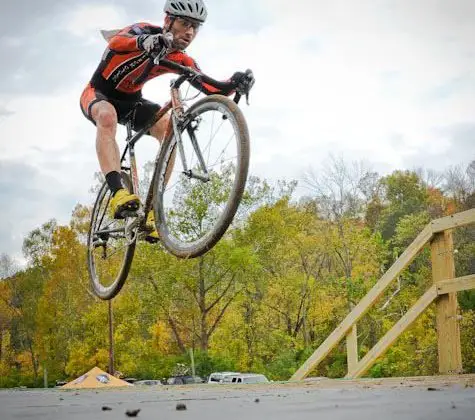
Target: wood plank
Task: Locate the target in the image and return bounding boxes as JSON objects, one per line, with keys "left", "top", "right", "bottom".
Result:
{"left": 430, "top": 208, "right": 475, "bottom": 233}
{"left": 437, "top": 275, "right": 475, "bottom": 295}
{"left": 347, "top": 286, "right": 438, "bottom": 379}
{"left": 431, "top": 231, "right": 462, "bottom": 374}
{"left": 346, "top": 325, "right": 358, "bottom": 375}
{"left": 290, "top": 225, "right": 433, "bottom": 381}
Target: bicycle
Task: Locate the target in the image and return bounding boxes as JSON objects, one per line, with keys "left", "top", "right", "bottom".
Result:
{"left": 87, "top": 57, "right": 253, "bottom": 300}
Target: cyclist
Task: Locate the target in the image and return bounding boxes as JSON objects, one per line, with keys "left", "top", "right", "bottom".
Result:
{"left": 80, "top": 0, "right": 255, "bottom": 240}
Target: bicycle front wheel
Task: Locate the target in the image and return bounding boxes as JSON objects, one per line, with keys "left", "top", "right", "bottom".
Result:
{"left": 87, "top": 172, "right": 137, "bottom": 300}
{"left": 154, "top": 94, "right": 250, "bottom": 258}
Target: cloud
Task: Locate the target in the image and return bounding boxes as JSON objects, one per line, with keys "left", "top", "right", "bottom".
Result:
{"left": 0, "top": 159, "right": 79, "bottom": 258}
{"left": 0, "top": 105, "right": 14, "bottom": 118}
{"left": 62, "top": 4, "right": 128, "bottom": 42}
{"left": 405, "top": 123, "right": 475, "bottom": 170}
{"left": 1, "top": 0, "right": 475, "bottom": 260}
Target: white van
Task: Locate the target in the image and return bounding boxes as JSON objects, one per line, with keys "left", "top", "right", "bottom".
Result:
{"left": 207, "top": 372, "right": 240, "bottom": 384}
{"left": 222, "top": 373, "right": 269, "bottom": 384}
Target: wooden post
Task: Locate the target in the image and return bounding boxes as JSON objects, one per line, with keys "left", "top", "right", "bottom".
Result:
{"left": 189, "top": 348, "right": 196, "bottom": 376}
{"left": 108, "top": 300, "right": 115, "bottom": 376}
{"left": 346, "top": 324, "right": 358, "bottom": 376}
{"left": 43, "top": 363, "right": 48, "bottom": 388}
{"left": 347, "top": 286, "right": 438, "bottom": 378}
{"left": 431, "top": 230, "right": 462, "bottom": 374}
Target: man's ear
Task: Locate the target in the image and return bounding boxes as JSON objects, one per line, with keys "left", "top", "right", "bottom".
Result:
{"left": 164, "top": 15, "right": 172, "bottom": 31}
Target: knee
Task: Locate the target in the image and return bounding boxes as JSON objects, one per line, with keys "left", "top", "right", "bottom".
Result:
{"left": 95, "top": 108, "right": 117, "bottom": 130}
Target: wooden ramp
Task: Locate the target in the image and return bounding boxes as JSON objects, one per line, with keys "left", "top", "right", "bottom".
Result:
{"left": 291, "top": 209, "right": 475, "bottom": 381}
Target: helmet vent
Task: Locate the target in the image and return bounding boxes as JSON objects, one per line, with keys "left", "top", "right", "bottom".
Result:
{"left": 164, "top": 0, "right": 207, "bottom": 23}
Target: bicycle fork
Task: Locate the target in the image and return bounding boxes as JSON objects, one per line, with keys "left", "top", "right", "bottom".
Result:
{"left": 169, "top": 86, "right": 210, "bottom": 183}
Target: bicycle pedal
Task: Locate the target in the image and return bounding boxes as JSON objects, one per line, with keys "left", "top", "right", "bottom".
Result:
{"left": 119, "top": 209, "right": 139, "bottom": 219}
{"left": 144, "top": 236, "right": 160, "bottom": 244}
{"left": 125, "top": 202, "right": 140, "bottom": 210}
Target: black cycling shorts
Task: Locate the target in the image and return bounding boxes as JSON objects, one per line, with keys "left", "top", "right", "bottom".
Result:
{"left": 80, "top": 83, "right": 161, "bottom": 132}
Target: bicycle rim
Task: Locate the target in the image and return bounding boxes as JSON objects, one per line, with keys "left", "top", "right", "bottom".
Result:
{"left": 154, "top": 95, "right": 250, "bottom": 258}
{"left": 87, "top": 178, "right": 136, "bottom": 300}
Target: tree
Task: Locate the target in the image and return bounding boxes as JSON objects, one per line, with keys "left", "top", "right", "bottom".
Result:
{"left": 304, "top": 155, "right": 379, "bottom": 221}
{"left": 35, "top": 225, "right": 91, "bottom": 382}
{"left": 0, "top": 254, "right": 19, "bottom": 279}
{"left": 376, "top": 170, "right": 429, "bottom": 240}
{"left": 443, "top": 161, "right": 475, "bottom": 210}
{"left": 22, "top": 219, "right": 57, "bottom": 266}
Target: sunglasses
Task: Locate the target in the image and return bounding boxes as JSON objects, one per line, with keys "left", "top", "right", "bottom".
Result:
{"left": 175, "top": 17, "right": 202, "bottom": 31}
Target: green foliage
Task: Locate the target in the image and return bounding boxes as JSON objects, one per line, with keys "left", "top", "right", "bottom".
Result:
{"left": 377, "top": 171, "right": 429, "bottom": 240}
{"left": 460, "top": 310, "right": 475, "bottom": 373}
{"left": 1, "top": 162, "right": 474, "bottom": 388}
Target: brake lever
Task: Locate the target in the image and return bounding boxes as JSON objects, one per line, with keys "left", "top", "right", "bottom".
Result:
{"left": 152, "top": 32, "right": 174, "bottom": 65}
{"left": 153, "top": 48, "right": 168, "bottom": 65}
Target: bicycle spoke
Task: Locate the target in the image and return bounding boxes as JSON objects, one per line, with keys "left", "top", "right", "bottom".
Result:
{"left": 207, "top": 110, "right": 216, "bottom": 166}
{"left": 206, "top": 155, "right": 238, "bottom": 170}
{"left": 207, "top": 132, "right": 236, "bottom": 170}
{"left": 163, "top": 173, "right": 183, "bottom": 194}
{"left": 96, "top": 193, "right": 112, "bottom": 232}
{"left": 88, "top": 177, "right": 137, "bottom": 299}
{"left": 155, "top": 96, "right": 248, "bottom": 258}
{"left": 202, "top": 120, "right": 226, "bottom": 166}
{"left": 99, "top": 242, "right": 130, "bottom": 260}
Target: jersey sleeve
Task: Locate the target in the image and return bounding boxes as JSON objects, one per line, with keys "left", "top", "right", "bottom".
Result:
{"left": 108, "top": 23, "right": 160, "bottom": 53}
{"left": 182, "top": 55, "right": 235, "bottom": 96}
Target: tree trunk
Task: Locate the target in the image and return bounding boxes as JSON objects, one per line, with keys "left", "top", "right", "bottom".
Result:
{"left": 198, "top": 257, "right": 208, "bottom": 351}
{"left": 167, "top": 317, "right": 186, "bottom": 353}
{"left": 29, "top": 343, "right": 39, "bottom": 381}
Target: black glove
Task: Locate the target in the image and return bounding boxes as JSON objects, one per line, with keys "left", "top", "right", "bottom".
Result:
{"left": 231, "top": 69, "right": 255, "bottom": 94}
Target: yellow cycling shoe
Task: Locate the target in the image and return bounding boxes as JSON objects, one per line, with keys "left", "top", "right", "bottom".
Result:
{"left": 144, "top": 210, "right": 160, "bottom": 243}
{"left": 110, "top": 188, "right": 140, "bottom": 219}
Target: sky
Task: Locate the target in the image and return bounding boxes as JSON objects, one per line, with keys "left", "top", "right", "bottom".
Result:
{"left": 0, "top": 0, "right": 474, "bottom": 261}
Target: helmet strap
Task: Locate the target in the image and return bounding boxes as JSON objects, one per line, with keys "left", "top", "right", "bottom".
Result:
{"left": 164, "top": 14, "right": 177, "bottom": 32}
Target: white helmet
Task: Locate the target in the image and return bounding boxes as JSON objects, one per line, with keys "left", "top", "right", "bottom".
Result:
{"left": 164, "top": 0, "right": 208, "bottom": 23}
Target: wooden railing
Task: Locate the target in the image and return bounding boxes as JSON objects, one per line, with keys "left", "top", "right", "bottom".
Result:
{"left": 291, "top": 208, "right": 475, "bottom": 380}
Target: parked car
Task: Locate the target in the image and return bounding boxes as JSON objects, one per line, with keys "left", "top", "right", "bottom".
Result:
{"left": 166, "top": 375, "right": 204, "bottom": 385}
{"left": 222, "top": 373, "right": 269, "bottom": 384}
{"left": 134, "top": 379, "right": 163, "bottom": 386}
{"left": 207, "top": 372, "right": 240, "bottom": 384}
{"left": 55, "top": 380, "right": 68, "bottom": 387}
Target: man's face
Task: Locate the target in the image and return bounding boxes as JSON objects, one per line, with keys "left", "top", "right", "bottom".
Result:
{"left": 167, "top": 17, "right": 201, "bottom": 50}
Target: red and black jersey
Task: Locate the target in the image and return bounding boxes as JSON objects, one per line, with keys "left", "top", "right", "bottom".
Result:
{"left": 90, "top": 22, "right": 231, "bottom": 100}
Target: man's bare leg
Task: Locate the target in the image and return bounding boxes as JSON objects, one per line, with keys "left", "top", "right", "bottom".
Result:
{"left": 90, "top": 101, "right": 121, "bottom": 175}
{"left": 90, "top": 100, "right": 139, "bottom": 218}
{"left": 149, "top": 111, "right": 171, "bottom": 144}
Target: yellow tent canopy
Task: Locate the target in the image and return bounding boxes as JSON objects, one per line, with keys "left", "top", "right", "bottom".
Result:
{"left": 61, "top": 366, "right": 133, "bottom": 389}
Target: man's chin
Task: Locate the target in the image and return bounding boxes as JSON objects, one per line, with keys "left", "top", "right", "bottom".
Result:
{"left": 174, "top": 40, "right": 191, "bottom": 50}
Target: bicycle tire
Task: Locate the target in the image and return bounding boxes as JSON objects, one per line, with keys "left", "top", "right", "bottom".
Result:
{"left": 87, "top": 172, "right": 136, "bottom": 300}
{"left": 153, "top": 94, "right": 250, "bottom": 258}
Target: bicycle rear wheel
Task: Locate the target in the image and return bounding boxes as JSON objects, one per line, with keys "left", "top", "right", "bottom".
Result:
{"left": 153, "top": 94, "right": 250, "bottom": 258}
{"left": 87, "top": 172, "right": 137, "bottom": 300}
